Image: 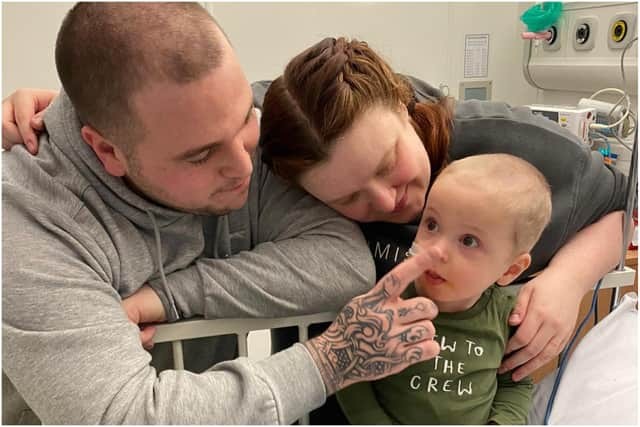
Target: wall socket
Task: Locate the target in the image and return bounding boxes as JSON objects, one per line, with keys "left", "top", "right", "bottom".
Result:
{"left": 573, "top": 16, "right": 598, "bottom": 51}
{"left": 543, "top": 21, "right": 562, "bottom": 52}
{"left": 608, "top": 12, "right": 637, "bottom": 50}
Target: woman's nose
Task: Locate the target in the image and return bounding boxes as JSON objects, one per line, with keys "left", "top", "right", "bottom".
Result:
{"left": 370, "top": 182, "right": 396, "bottom": 213}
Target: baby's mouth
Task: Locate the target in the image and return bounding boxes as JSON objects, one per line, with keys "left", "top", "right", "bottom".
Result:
{"left": 423, "top": 270, "right": 446, "bottom": 285}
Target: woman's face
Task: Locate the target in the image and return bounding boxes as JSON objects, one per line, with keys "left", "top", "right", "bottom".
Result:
{"left": 300, "top": 104, "right": 431, "bottom": 223}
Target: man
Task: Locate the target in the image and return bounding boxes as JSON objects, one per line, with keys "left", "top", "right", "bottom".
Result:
{"left": 2, "top": 3, "right": 439, "bottom": 424}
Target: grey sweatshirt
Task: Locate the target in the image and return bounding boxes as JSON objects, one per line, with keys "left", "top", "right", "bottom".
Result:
{"left": 2, "top": 91, "right": 375, "bottom": 424}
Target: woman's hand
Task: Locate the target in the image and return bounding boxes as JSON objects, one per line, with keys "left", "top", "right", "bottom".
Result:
{"left": 122, "top": 285, "right": 167, "bottom": 350}
{"left": 2, "top": 88, "right": 58, "bottom": 154}
{"left": 499, "top": 211, "right": 624, "bottom": 381}
{"left": 498, "top": 271, "right": 584, "bottom": 381}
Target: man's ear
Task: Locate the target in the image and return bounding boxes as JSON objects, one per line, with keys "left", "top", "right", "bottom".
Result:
{"left": 81, "top": 125, "right": 128, "bottom": 177}
{"left": 496, "top": 253, "right": 532, "bottom": 286}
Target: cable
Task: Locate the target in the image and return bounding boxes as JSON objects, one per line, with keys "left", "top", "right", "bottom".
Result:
{"left": 587, "top": 37, "right": 637, "bottom": 150}
{"left": 543, "top": 278, "right": 603, "bottom": 424}
{"left": 588, "top": 88, "right": 631, "bottom": 130}
{"left": 620, "top": 37, "right": 637, "bottom": 97}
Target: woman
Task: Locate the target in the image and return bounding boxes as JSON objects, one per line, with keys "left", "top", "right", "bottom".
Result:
{"left": 3, "top": 36, "right": 627, "bottom": 423}
{"left": 257, "top": 37, "right": 626, "bottom": 422}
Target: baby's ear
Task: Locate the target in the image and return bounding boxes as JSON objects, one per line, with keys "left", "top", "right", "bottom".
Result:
{"left": 496, "top": 253, "right": 531, "bottom": 286}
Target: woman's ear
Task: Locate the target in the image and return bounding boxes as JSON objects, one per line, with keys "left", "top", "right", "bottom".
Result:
{"left": 496, "top": 253, "right": 532, "bottom": 286}
{"left": 81, "top": 125, "right": 129, "bottom": 177}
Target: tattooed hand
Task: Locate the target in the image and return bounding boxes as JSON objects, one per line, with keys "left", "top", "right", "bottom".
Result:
{"left": 304, "top": 249, "right": 440, "bottom": 395}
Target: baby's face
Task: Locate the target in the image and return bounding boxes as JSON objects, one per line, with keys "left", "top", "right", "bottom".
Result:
{"left": 413, "top": 173, "right": 519, "bottom": 312}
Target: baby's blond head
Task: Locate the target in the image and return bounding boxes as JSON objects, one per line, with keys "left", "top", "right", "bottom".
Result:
{"left": 435, "top": 154, "right": 552, "bottom": 254}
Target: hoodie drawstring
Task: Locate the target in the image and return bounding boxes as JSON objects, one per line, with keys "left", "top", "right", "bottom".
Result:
{"left": 146, "top": 210, "right": 180, "bottom": 321}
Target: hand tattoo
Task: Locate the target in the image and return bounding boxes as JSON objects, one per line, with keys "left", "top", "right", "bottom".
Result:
{"left": 305, "top": 273, "right": 428, "bottom": 395}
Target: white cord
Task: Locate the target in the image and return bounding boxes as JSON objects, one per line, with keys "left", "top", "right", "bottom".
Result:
{"left": 587, "top": 38, "right": 637, "bottom": 140}
{"left": 588, "top": 88, "right": 631, "bottom": 130}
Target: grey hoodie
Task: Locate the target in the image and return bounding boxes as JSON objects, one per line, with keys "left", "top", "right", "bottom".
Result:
{"left": 2, "top": 91, "right": 375, "bottom": 424}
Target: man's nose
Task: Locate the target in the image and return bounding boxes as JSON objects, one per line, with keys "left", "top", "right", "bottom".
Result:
{"left": 221, "top": 137, "right": 254, "bottom": 179}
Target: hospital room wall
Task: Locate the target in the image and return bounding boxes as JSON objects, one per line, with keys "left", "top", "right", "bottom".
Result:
{"left": 3, "top": 2, "right": 539, "bottom": 106}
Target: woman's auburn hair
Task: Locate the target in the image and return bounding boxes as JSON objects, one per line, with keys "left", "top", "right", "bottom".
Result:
{"left": 261, "top": 37, "right": 453, "bottom": 185}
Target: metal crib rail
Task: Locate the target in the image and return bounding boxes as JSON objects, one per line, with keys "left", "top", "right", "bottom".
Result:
{"left": 154, "top": 311, "right": 337, "bottom": 365}
{"left": 153, "top": 312, "right": 337, "bottom": 424}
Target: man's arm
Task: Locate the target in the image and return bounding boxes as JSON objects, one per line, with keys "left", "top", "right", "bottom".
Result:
{"left": 150, "top": 152, "right": 376, "bottom": 321}
{"left": 2, "top": 190, "right": 327, "bottom": 424}
{"left": 4, "top": 194, "right": 439, "bottom": 423}
{"left": 2, "top": 89, "right": 374, "bottom": 321}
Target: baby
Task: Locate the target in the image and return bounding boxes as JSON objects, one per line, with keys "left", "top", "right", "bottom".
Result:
{"left": 337, "top": 153, "right": 552, "bottom": 425}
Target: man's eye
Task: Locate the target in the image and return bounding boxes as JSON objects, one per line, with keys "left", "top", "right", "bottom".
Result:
{"left": 426, "top": 219, "right": 439, "bottom": 232}
{"left": 188, "top": 149, "right": 212, "bottom": 165}
{"left": 461, "top": 235, "right": 479, "bottom": 248}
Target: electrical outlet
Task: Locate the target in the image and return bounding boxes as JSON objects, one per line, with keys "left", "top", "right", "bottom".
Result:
{"left": 572, "top": 16, "right": 598, "bottom": 51}
{"left": 608, "top": 12, "right": 637, "bottom": 49}
{"left": 542, "top": 23, "right": 562, "bottom": 52}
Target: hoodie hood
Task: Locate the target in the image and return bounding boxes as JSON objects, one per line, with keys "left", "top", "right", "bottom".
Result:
{"left": 40, "top": 89, "right": 207, "bottom": 320}
{"left": 43, "top": 89, "right": 193, "bottom": 230}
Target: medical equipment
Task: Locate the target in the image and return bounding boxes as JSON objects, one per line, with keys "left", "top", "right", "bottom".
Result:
{"left": 520, "top": 2, "right": 563, "bottom": 41}
{"left": 459, "top": 80, "right": 492, "bottom": 101}
{"left": 527, "top": 104, "right": 596, "bottom": 144}
{"left": 522, "top": 3, "right": 638, "bottom": 95}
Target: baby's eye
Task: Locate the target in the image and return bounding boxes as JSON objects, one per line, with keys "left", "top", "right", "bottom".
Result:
{"left": 461, "top": 235, "right": 479, "bottom": 248}
{"left": 425, "top": 218, "right": 439, "bottom": 232}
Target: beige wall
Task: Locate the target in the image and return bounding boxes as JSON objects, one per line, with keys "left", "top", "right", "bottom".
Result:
{"left": 3, "top": 2, "right": 539, "bottom": 105}
{"left": 207, "top": 2, "right": 538, "bottom": 104}
{"left": 2, "top": 2, "right": 73, "bottom": 97}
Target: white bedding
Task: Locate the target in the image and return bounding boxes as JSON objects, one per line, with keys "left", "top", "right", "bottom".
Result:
{"left": 528, "top": 292, "right": 638, "bottom": 425}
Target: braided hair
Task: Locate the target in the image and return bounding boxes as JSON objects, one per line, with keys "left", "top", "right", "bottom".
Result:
{"left": 261, "top": 37, "right": 453, "bottom": 184}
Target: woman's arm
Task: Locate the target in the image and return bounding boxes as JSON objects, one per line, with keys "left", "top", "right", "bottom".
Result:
{"left": 499, "top": 210, "right": 624, "bottom": 380}
{"left": 2, "top": 88, "right": 57, "bottom": 153}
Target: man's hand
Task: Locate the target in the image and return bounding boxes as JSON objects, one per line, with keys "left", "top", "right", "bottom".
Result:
{"left": 2, "top": 88, "right": 58, "bottom": 154}
{"left": 304, "top": 249, "right": 440, "bottom": 395}
{"left": 122, "top": 285, "right": 167, "bottom": 350}
{"left": 498, "top": 272, "right": 583, "bottom": 381}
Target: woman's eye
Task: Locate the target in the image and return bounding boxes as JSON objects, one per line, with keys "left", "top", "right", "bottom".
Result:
{"left": 426, "top": 219, "right": 439, "bottom": 232}
{"left": 461, "top": 235, "right": 479, "bottom": 248}
{"left": 337, "top": 193, "right": 359, "bottom": 205}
